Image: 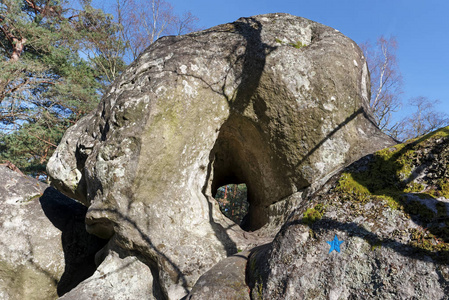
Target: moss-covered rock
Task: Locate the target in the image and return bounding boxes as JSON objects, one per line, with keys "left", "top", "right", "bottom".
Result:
{"left": 335, "top": 126, "right": 449, "bottom": 250}
{"left": 251, "top": 127, "right": 449, "bottom": 299}
{"left": 302, "top": 203, "right": 326, "bottom": 226}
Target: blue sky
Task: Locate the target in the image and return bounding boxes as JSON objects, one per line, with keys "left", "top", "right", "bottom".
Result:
{"left": 167, "top": 0, "right": 449, "bottom": 120}
{"left": 93, "top": 0, "right": 448, "bottom": 121}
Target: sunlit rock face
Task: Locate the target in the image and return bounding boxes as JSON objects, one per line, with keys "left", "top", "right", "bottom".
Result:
{"left": 47, "top": 13, "right": 393, "bottom": 299}
{"left": 246, "top": 127, "right": 449, "bottom": 300}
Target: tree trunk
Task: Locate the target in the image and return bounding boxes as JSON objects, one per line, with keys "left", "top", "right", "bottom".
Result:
{"left": 11, "top": 37, "right": 27, "bottom": 62}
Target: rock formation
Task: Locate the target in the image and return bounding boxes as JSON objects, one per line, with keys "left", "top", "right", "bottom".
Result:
{"left": 46, "top": 13, "right": 396, "bottom": 299}
{"left": 0, "top": 166, "right": 106, "bottom": 300}
{"left": 247, "top": 127, "right": 449, "bottom": 299}
{"left": 58, "top": 241, "right": 156, "bottom": 300}
{"left": 2, "top": 12, "right": 447, "bottom": 300}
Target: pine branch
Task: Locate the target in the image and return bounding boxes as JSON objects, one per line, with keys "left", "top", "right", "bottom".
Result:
{"left": 26, "top": 130, "right": 58, "bottom": 148}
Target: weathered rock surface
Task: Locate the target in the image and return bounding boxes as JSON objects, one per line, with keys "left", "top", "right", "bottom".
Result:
{"left": 0, "top": 166, "right": 106, "bottom": 299}
{"left": 41, "top": 187, "right": 109, "bottom": 296}
{"left": 248, "top": 127, "right": 449, "bottom": 299}
{"left": 47, "top": 13, "right": 394, "bottom": 298}
{"left": 0, "top": 166, "right": 58, "bottom": 300}
{"left": 186, "top": 250, "right": 252, "bottom": 300}
{"left": 59, "top": 241, "right": 157, "bottom": 300}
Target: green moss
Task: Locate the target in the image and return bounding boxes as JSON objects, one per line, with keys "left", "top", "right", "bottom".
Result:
{"left": 336, "top": 126, "right": 449, "bottom": 208}
{"left": 440, "top": 180, "right": 449, "bottom": 198}
{"left": 308, "top": 228, "right": 317, "bottom": 239}
{"left": 377, "top": 193, "right": 404, "bottom": 210}
{"left": 433, "top": 179, "right": 449, "bottom": 199}
{"left": 370, "top": 241, "right": 383, "bottom": 251}
{"left": 413, "top": 126, "right": 449, "bottom": 142}
{"left": 289, "top": 41, "right": 305, "bottom": 49}
{"left": 302, "top": 203, "right": 325, "bottom": 225}
{"left": 274, "top": 39, "right": 306, "bottom": 49}
{"left": 335, "top": 173, "right": 370, "bottom": 202}
{"left": 255, "top": 282, "right": 263, "bottom": 299}
{"left": 335, "top": 171, "right": 405, "bottom": 210}
{"left": 275, "top": 38, "right": 284, "bottom": 44}
{"left": 404, "top": 182, "right": 425, "bottom": 193}
{"left": 372, "top": 144, "right": 416, "bottom": 186}
{"left": 430, "top": 221, "right": 449, "bottom": 243}
{"left": 24, "top": 194, "right": 42, "bottom": 203}
{"left": 436, "top": 202, "right": 448, "bottom": 219}
{"left": 334, "top": 126, "right": 449, "bottom": 263}
{"left": 409, "top": 228, "right": 449, "bottom": 262}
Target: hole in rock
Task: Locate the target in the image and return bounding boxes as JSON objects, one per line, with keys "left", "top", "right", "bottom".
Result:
{"left": 209, "top": 115, "right": 306, "bottom": 231}
{"left": 214, "top": 183, "right": 249, "bottom": 226}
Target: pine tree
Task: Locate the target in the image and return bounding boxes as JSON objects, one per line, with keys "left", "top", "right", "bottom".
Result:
{"left": 0, "top": 0, "right": 126, "bottom": 177}
{"left": 0, "top": 0, "right": 199, "bottom": 178}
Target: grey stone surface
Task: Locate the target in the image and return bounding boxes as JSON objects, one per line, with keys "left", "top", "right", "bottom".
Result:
{"left": 6, "top": 11, "right": 446, "bottom": 300}
{"left": 186, "top": 250, "right": 252, "bottom": 300}
{"left": 59, "top": 241, "right": 157, "bottom": 300}
{"left": 248, "top": 128, "right": 449, "bottom": 299}
{"left": 47, "top": 13, "right": 394, "bottom": 299}
{"left": 0, "top": 166, "right": 106, "bottom": 299}
{"left": 0, "top": 166, "right": 59, "bottom": 300}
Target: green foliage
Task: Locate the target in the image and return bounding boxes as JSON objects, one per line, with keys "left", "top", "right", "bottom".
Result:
{"left": 0, "top": 0, "right": 127, "bottom": 177}
{"left": 0, "top": 0, "right": 198, "bottom": 177}
{"left": 215, "top": 183, "right": 249, "bottom": 225}
{"left": 0, "top": 115, "right": 69, "bottom": 177}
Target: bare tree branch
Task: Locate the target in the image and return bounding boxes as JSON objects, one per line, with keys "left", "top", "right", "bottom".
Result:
{"left": 114, "top": 0, "right": 199, "bottom": 61}
{"left": 360, "top": 36, "right": 403, "bottom": 137}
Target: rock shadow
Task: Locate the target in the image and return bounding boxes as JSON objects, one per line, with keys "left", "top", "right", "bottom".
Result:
{"left": 200, "top": 17, "right": 279, "bottom": 246}
{"left": 39, "top": 187, "right": 108, "bottom": 296}
{"left": 86, "top": 207, "right": 189, "bottom": 299}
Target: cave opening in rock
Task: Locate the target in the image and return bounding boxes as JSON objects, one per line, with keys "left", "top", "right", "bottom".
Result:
{"left": 214, "top": 183, "right": 249, "bottom": 227}
{"left": 209, "top": 116, "right": 274, "bottom": 232}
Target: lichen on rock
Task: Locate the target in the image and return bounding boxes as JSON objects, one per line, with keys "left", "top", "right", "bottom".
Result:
{"left": 46, "top": 13, "right": 396, "bottom": 299}
{"left": 249, "top": 126, "right": 449, "bottom": 299}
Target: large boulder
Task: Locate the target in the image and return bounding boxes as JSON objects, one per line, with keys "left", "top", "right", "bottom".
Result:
{"left": 47, "top": 13, "right": 394, "bottom": 298}
{"left": 0, "top": 166, "right": 106, "bottom": 299}
{"left": 248, "top": 127, "right": 449, "bottom": 299}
